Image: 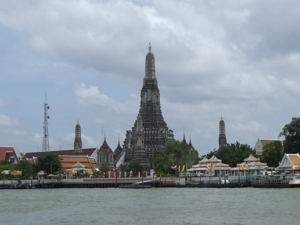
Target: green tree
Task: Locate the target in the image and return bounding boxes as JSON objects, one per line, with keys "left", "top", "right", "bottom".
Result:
{"left": 279, "top": 117, "right": 300, "bottom": 154}
{"left": 126, "top": 161, "right": 144, "bottom": 172}
{"left": 36, "top": 152, "right": 62, "bottom": 174}
{"left": 0, "top": 161, "right": 13, "bottom": 166}
{"left": 165, "top": 140, "right": 189, "bottom": 168}
{"left": 262, "top": 141, "right": 284, "bottom": 167}
{"left": 200, "top": 142, "right": 256, "bottom": 167}
{"left": 152, "top": 150, "right": 173, "bottom": 174}
{"left": 15, "top": 160, "right": 33, "bottom": 179}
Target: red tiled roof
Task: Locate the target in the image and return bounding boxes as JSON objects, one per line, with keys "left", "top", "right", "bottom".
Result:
{"left": 260, "top": 140, "right": 283, "bottom": 146}
{"left": 260, "top": 140, "right": 274, "bottom": 146}
{"left": 289, "top": 155, "right": 300, "bottom": 165}
{"left": 60, "top": 156, "right": 98, "bottom": 171}
{"left": 0, "top": 147, "right": 17, "bottom": 161}
{"left": 22, "top": 148, "right": 97, "bottom": 160}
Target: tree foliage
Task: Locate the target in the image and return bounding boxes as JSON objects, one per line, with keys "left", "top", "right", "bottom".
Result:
{"left": 279, "top": 117, "right": 300, "bottom": 154}
{"left": 262, "top": 141, "right": 284, "bottom": 167}
{"left": 152, "top": 140, "right": 191, "bottom": 175}
{"left": 165, "top": 140, "right": 189, "bottom": 167}
{"left": 202, "top": 142, "right": 256, "bottom": 167}
{"left": 15, "top": 160, "right": 33, "bottom": 179}
{"left": 126, "top": 161, "right": 144, "bottom": 172}
{"left": 0, "top": 161, "right": 13, "bottom": 166}
{"left": 152, "top": 150, "right": 172, "bottom": 174}
{"left": 36, "top": 152, "right": 62, "bottom": 174}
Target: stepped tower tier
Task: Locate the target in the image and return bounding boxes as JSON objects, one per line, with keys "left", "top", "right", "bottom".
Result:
{"left": 122, "top": 44, "right": 174, "bottom": 169}
{"left": 132, "top": 115, "right": 151, "bottom": 170}
{"left": 219, "top": 116, "right": 227, "bottom": 148}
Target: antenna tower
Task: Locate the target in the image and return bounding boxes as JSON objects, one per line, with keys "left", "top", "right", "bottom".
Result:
{"left": 42, "top": 93, "right": 50, "bottom": 151}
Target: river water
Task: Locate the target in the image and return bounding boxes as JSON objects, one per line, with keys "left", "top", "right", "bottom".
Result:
{"left": 0, "top": 187, "right": 298, "bottom": 225}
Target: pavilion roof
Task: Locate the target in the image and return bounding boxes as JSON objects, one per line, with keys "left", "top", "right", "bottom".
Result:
{"left": 199, "top": 157, "right": 208, "bottom": 163}
{"left": 244, "top": 154, "right": 259, "bottom": 162}
{"left": 206, "top": 155, "right": 221, "bottom": 163}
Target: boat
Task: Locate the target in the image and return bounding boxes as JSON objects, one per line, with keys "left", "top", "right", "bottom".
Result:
{"left": 177, "top": 174, "right": 250, "bottom": 188}
{"left": 118, "top": 183, "right": 152, "bottom": 189}
{"left": 251, "top": 175, "right": 300, "bottom": 188}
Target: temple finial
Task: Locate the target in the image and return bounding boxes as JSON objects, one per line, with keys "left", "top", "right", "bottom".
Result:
{"left": 149, "top": 42, "right": 151, "bottom": 52}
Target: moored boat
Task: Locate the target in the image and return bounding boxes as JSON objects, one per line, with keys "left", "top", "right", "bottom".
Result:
{"left": 251, "top": 175, "right": 300, "bottom": 188}
{"left": 118, "top": 184, "right": 152, "bottom": 189}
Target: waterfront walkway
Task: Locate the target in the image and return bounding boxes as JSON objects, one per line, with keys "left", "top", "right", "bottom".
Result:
{"left": 0, "top": 177, "right": 178, "bottom": 189}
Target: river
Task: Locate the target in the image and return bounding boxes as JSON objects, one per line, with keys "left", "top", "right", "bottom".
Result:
{"left": 0, "top": 187, "right": 298, "bottom": 225}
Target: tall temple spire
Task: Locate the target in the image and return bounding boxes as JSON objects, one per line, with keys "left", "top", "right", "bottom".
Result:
{"left": 42, "top": 92, "right": 50, "bottom": 151}
{"left": 219, "top": 116, "right": 227, "bottom": 148}
{"left": 121, "top": 44, "right": 174, "bottom": 169}
{"left": 145, "top": 42, "right": 156, "bottom": 78}
{"left": 74, "top": 120, "right": 82, "bottom": 155}
{"left": 182, "top": 128, "right": 187, "bottom": 144}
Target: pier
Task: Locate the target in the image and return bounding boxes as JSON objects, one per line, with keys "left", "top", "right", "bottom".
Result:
{"left": 0, "top": 175, "right": 253, "bottom": 189}
{"left": 0, "top": 177, "right": 178, "bottom": 189}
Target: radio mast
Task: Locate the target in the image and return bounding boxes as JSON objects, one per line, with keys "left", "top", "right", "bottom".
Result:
{"left": 42, "top": 93, "right": 50, "bottom": 151}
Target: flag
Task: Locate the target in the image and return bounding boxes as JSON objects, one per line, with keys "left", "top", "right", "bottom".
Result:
{"left": 206, "top": 165, "right": 210, "bottom": 171}
{"left": 171, "top": 165, "right": 177, "bottom": 170}
{"left": 211, "top": 165, "right": 215, "bottom": 172}
{"left": 245, "top": 164, "right": 249, "bottom": 170}
{"left": 12, "top": 170, "right": 22, "bottom": 176}
{"left": 181, "top": 165, "right": 185, "bottom": 173}
{"left": 177, "top": 165, "right": 181, "bottom": 172}
{"left": 69, "top": 169, "right": 75, "bottom": 175}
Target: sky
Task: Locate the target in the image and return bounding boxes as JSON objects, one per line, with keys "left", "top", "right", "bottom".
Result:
{"left": 1, "top": 0, "right": 300, "bottom": 157}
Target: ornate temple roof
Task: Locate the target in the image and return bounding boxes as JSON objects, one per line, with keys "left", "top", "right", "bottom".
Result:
{"left": 99, "top": 138, "right": 113, "bottom": 153}
{"left": 244, "top": 154, "right": 260, "bottom": 162}
{"left": 60, "top": 155, "right": 98, "bottom": 171}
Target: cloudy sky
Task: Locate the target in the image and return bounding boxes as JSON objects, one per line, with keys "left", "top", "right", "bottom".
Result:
{"left": 1, "top": 0, "right": 299, "bottom": 157}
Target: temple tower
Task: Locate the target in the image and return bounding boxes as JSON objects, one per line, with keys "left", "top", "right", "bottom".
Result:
{"left": 74, "top": 121, "right": 82, "bottom": 155}
{"left": 218, "top": 116, "right": 227, "bottom": 148}
{"left": 122, "top": 44, "right": 174, "bottom": 168}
